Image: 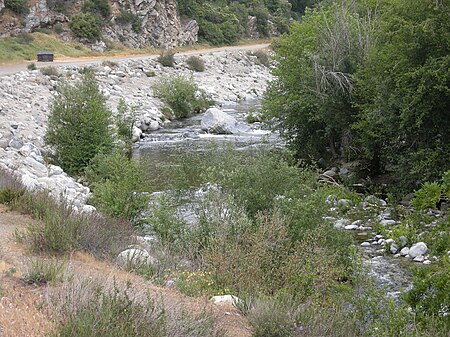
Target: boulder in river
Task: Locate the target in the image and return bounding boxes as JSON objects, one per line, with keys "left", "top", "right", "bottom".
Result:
{"left": 201, "top": 108, "right": 239, "bottom": 134}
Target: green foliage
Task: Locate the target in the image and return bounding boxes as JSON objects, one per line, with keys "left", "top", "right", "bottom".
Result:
{"left": 50, "top": 277, "right": 222, "bottom": 337}
{"left": 4, "top": 0, "right": 28, "bottom": 14}
{"left": 404, "top": 257, "right": 450, "bottom": 333}
{"left": 412, "top": 182, "right": 442, "bottom": 210}
{"left": 263, "top": 2, "right": 369, "bottom": 163}
{"left": 114, "top": 99, "right": 137, "bottom": 157}
{"left": 152, "top": 75, "right": 213, "bottom": 119}
{"left": 19, "top": 193, "right": 81, "bottom": 253}
{"left": 27, "top": 63, "right": 36, "bottom": 71}
{"left": 81, "top": 0, "right": 111, "bottom": 18}
{"left": 354, "top": 0, "right": 450, "bottom": 188}
{"left": 186, "top": 56, "right": 205, "bottom": 72}
{"left": 40, "top": 66, "right": 59, "bottom": 76}
{"left": 84, "top": 151, "right": 150, "bottom": 222}
{"left": 249, "top": 49, "right": 270, "bottom": 67}
{"left": 69, "top": 12, "right": 102, "bottom": 42}
{"left": 12, "top": 189, "right": 135, "bottom": 258}
{"left": 156, "top": 51, "right": 175, "bottom": 67}
{"left": 116, "top": 10, "right": 142, "bottom": 33}
{"left": 253, "top": 6, "right": 270, "bottom": 37}
{"left": 23, "top": 259, "right": 66, "bottom": 285}
{"left": 45, "top": 71, "right": 114, "bottom": 176}
{"left": 51, "top": 280, "right": 166, "bottom": 337}
{"left": 15, "top": 33, "right": 33, "bottom": 44}
{"left": 0, "top": 168, "right": 25, "bottom": 205}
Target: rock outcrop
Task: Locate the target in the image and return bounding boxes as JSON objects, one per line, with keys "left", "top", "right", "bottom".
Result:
{"left": 0, "top": 0, "right": 198, "bottom": 49}
{"left": 105, "top": 0, "right": 198, "bottom": 48}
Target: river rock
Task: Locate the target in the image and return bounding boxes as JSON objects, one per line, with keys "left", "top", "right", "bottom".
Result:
{"left": 390, "top": 243, "right": 399, "bottom": 254}
{"left": 333, "top": 219, "right": 350, "bottom": 229}
{"left": 361, "top": 242, "right": 371, "bottom": 247}
{"left": 344, "top": 224, "right": 359, "bottom": 230}
{"left": 400, "top": 247, "right": 409, "bottom": 256}
{"left": 201, "top": 108, "right": 239, "bottom": 134}
{"left": 413, "top": 255, "right": 425, "bottom": 263}
{"left": 409, "top": 242, "right": 428, "bottom": 259}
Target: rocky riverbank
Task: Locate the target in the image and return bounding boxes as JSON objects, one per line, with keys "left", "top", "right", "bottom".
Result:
{"left": 0, "top": 50, "right": 272, "bottom": 209}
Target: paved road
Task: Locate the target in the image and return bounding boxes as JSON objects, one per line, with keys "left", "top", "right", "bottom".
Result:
{"left": 0, "top": 43, "right": 270, "bottom": 76}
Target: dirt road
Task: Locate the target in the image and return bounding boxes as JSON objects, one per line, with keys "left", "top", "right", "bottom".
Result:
{"left": 0, "top": 43, "right": 270, "bottom": 76}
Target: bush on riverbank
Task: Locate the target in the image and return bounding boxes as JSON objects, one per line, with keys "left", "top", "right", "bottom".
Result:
{"left": 152, "top": 75, "right": 213, "bottom": 119}
{"left": 45, "top": 70, "right": 114, "bottom": 176}
{"left": 84, "top": 151, "right": 150, "bottom": 222}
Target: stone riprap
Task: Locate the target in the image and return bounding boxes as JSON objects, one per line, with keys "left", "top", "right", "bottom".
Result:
{"left": 0, "top": 51, "right": 272, "bottom": 209}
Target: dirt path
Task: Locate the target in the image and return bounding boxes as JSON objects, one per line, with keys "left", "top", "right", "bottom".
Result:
{"left": 0, "top": 204, "right": 251, "bottom": 337}
{"left": 0, "top": 43, "right": 270, "bottom": 76}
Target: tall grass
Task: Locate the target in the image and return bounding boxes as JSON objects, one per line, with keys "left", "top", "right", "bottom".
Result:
{"left": 1, "top": 168, "right": 135, "bottom": 259}
{"left": 48, "top": 276, "right": 224, "bottom": 337}
{"left": 0, "top": 32, "right": 91, "bottom": 64}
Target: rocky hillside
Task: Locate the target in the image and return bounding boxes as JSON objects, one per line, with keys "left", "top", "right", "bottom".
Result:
{"left": 0, "top": 0, "right": 198, "bottom": 49}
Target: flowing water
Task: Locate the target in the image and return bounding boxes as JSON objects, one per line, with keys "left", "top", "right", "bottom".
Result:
{"left": 135, "top": 99, "right": 411, "bottom": 299}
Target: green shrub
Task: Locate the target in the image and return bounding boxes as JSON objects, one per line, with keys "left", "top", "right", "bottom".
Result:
{"left": 114, "top": 99, "right": 137, "bottom": 156}
{"left": 249, "top": 49, "right": 270, "bottom": 67}
{"left": 19, "top": 193, "right": 80, "bottom": 253}
{"left": 27, "top": 63, "right": 37, "bottom": 71}
{"left": 49, "top": 276, "right": 222, "bottom": 337}
{"left": 248, "top": 298, "right": 296, "bottom": 337}
{"left": 13, "top": 190, "right": 135, "bottom": 258}
{"left": 45, "top": 70, "right": 114, "bottom": 176}
{"left": 81, "top": 0, "right": 110, "bottom": 18}
{"left": 186, "top": 56, "right": 205, "bottom": 72}
{"left": 157, "top": 51, "right": 175, "bottom": 67}
{"left": 23, "top": 259, "right": 66, "bottom": 285}
{"left": 69, "top": 12, "right": 102, "bottom": 42}
{"left": 84, "top": 151, "right": 150, "bottom": 222}
{"left": 40, "top": 66, "right": 59, "bottom": 76}
{"left": 15, "top": 33, "right": 33, "bottom": 44}
{"left": 253, "top": 6, "right": 270, "bottom": 37}
{"left": 412, "top": 182, "right": 442, "bottom": 210}
{"left": 0, "top": 169, "right": 25, "bottom": 205}
{"left": 152, "top": 75, "right": 213, "bottom": 119}
{"left": 4, "top": 0, "right": 28, "bottom": 14}
{"left": 54, "top": 23, "right": 64, "bottom": 34}
{"left": 404, "top": 257, "right": 450, "bottom": 333}
{"left": 116, "top": 10, "right": 142, "bottom": 33}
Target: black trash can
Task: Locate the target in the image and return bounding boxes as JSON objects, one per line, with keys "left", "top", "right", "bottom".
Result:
{"left": 37, "top": 51, "right": 54, "bottom": 62}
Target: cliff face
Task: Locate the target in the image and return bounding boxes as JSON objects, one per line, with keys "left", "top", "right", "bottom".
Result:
{"left": 0, "top": 0, "right": 198, "bottom": 49}
{"left": 105, "top": 0, "right": 198, "bottom": 48}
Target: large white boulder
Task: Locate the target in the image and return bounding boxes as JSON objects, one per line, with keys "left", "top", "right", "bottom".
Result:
{"left": 116, "top": 248, "right": 156, "bottom": 268}
{"left": 201, "top": 108, "right": 239, "bottom": 134}
{"left": 409, "top": 242, "right": 428, "bottom": 259}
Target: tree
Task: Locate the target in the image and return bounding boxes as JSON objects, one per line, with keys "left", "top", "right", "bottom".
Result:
{"left": 263, "top": 1, "right": 374, "bottom": 163}
{"left": 45, "top": 71, "right": 114, "bottom": 176}
{"left": 354, "top": 0, "right": 450, "bottom": 188}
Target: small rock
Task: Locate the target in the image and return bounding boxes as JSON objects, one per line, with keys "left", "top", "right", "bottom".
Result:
{"left": 390, "top": 243, "right": 399, "bottom": 254}
{"left": 380, "top": 219, "right": 396, "bottom": 226}
{"left": 413, "top": 255, "right": 425, "bottom": 263}
{"left": 423, "top": 260, "right": 432, "bottom": 265}
{"left": 400, "top": 247, "right": 410, "bottom": 256}
{"left": 360, "top": 242, "right": 371, "bottom": 247}
{"left": 385, "top": 238, "right": 395, "bottom": 245}
{"left": 333, "top": 219, "right": 350, "bottom": 229}
{"left": 399, "top": 235, "right": 408, "bottom": 247}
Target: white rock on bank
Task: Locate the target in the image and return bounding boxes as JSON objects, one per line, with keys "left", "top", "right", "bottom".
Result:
{"left": 116, "top": 248, "right": 156, "bottom": 268}
{"left": 409, "top": 242, "right": 428, "bottom": 259}
{"left": 210, "top": 295, "right": 241, "bottom": 307}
